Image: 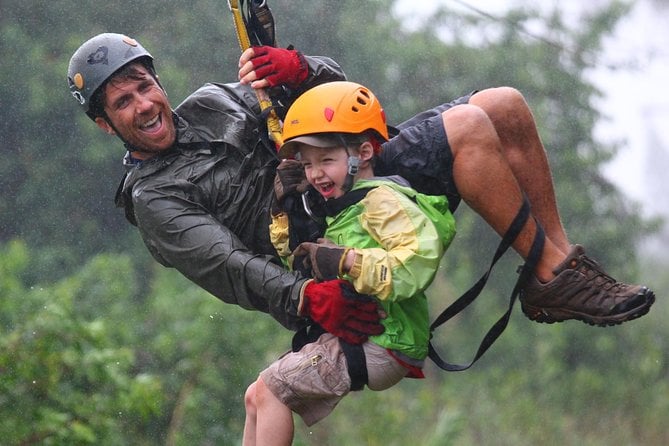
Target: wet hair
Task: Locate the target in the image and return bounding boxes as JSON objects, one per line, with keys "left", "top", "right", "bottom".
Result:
{"left": 88, "top": 57, "right": 158, "bottom": 120}
{"left": 338, "top": 131, "right": 383, "bottom": 156}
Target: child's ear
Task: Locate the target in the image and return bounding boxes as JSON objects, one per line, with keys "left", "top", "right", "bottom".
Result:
{"left": 358, "top": 141, "right": 375, "bottom": 161}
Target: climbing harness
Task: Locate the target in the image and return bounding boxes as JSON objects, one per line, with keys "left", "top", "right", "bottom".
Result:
{"left": 227, "top": 0, "right": 284, "bottom": 146}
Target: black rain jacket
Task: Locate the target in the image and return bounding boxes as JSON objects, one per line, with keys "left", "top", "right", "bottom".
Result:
{"left": 115, "top": 55, "right": 345, "bottom": 330}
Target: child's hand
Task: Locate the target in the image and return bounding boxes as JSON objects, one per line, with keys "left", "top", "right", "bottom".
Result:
{"left": 293, "top": 241, "right": 350, "bottom": 281}
{"left": 272, "top": 159, "right": 308, "bottom": 215}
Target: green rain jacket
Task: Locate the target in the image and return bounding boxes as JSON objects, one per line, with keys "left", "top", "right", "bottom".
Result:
{"left": 114, "top": 55, "right": 344, "bottom": 330}
{"left": 272, "top": 177, "right": 456, "bottom": 359}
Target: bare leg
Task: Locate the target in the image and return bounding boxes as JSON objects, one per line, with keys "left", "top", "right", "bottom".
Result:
{"left": 443, "top": 104, "right": 564, "bottom": 282}
{"left": 469, "top": 87, "right": 570, "bottom": 253}
{"left": 251, "top": 377, "right": 294, "bottom": 446}
{"left": 243, "top": 381, "right": 259, "bottom": 446}
{"left": 445, "top": 90, "right": 654, "bottom": 325}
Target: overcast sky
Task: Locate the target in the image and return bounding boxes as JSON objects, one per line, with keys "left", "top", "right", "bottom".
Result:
{"left": 394, "top": 0, "right": 669, "bottom": 214}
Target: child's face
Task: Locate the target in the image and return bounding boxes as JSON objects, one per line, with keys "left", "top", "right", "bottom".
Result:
{"left": 298, "top": 145, "right": 351, "bottom": 200}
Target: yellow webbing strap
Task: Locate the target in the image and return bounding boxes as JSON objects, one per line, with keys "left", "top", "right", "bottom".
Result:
{"left": 227, "top": 0, "right": 284, "bottom": 147}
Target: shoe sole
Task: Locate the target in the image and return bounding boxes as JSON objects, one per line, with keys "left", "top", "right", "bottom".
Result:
{"left": 521, "top": 290, "right": 656, "bottom": 327}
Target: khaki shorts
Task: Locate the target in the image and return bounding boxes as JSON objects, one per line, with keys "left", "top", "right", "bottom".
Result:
{"left": 260, "top": 333, "right": 408, "bottom": 426}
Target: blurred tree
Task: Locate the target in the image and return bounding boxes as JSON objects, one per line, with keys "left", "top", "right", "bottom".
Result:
{"left": 0, "top": 0, "right": 666, "bottom": 444}
{"left": 0, "top": 240, "right": 291, "bottom": 445}
{"left": 0, "top": 241, "right": 164, "bottom": 444}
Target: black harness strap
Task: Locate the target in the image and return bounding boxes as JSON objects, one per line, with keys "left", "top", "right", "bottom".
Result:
{"left": 291, "top": 323, "right": 368, "bottom": 391}
{"left": 338, "top": 340, "right": 368, "bottom": 391}
{"left": 428, "top": 196, "right": 545, "bottom": 371}
{"left": 287, "top": 187, "right": 377, "bottom": 391}
{"left": 323, "top": 187, "right": 374, "bottom": 217}
{"left": 291, "top": 323, "right": 325, "bottom": 352}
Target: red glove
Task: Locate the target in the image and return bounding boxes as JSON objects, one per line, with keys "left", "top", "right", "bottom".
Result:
{"left": 301, "top": 279, "right": 384, "bottom": 344}
{"left": 250, "top": 46, "right": 308, "bottom": 88}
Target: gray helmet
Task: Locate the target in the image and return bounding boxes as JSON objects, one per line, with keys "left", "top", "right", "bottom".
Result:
{"left": 68, "top": 33, "right": 153, "bottom": 119}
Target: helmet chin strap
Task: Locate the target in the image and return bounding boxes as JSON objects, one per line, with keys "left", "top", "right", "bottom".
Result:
{"left": 337, "top": 134, "right": 363, "bottom": 194}
{"left": 342, "top": 151, "right": 360, "bottom": 193}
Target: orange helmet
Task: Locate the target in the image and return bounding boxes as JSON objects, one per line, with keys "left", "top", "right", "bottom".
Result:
{"left": 279, "top": 81, "right": 388, "bottom": 158}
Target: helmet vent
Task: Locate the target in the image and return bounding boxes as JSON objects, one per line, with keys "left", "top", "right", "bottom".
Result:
{"left": 278, "top": 81, "right": 390, "bottom": 157}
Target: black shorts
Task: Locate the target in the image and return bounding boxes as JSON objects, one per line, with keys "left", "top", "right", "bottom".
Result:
{"left": 376, "top": 92, "right": 474, "bottom": 212}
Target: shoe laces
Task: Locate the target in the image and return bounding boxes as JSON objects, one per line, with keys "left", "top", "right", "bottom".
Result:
{"left": 573, "top": 254, "right": 626, "bottom": 292}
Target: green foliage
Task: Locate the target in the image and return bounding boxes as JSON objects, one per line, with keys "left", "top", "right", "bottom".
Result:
{"left": 0, "top": 242, "right": 162, "bottom": 445}
{"left": 0, "top": 241, "right": 291, "bottom": 445}
{"left": 0, "top": 0, "right": 667, "bottom": 444}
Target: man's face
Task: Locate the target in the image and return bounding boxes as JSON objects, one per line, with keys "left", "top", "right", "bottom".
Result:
{"left": 95, "top": 64, "right": 175, "bottom": 158}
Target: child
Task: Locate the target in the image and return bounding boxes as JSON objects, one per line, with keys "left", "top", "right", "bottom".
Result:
{"left": 242, "top": 81, "right": 456, "bottom": 446}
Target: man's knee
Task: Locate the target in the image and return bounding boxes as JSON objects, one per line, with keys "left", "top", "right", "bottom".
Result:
{"left": 470, "top": 86, "right": 527, "bottom": 112}
{"left": 469, "top": 86, "right": 538, "bottom": 145}
{"left": 442, "top": 104, "right": 499, "bottom": 153}
{"left": 471, "top": 87, "right": 534, "bottom": 125}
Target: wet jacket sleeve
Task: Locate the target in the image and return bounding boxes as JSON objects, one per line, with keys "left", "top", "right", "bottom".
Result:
{"left": 301, "top": 55, "right": 346, "bottom": 88}
{"left": 131, "top": 180, "right": 309, "bottom": 331}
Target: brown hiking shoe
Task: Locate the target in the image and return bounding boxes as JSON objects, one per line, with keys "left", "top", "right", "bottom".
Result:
{"left": 520, "top": 245, "right": 655, "bottom": 326}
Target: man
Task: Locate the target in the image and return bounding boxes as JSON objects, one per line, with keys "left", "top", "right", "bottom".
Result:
{"left": 67, "top": 32, "right": 383, "bottom": 344}
{"left": 67, "top": 33, "right": 654, "bottom": 343}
